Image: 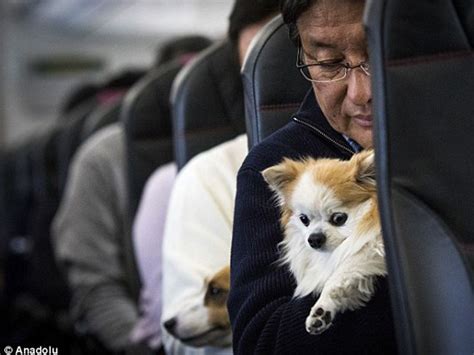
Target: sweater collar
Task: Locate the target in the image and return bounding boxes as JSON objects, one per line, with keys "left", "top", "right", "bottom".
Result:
{"left": 293, "top": 89, "right": 357, "bottom": 155}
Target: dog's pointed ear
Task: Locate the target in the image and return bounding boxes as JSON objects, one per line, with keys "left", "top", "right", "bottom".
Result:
{"left": 354, "top": 150, "right": 376, "bottom": 189}
{"left": 262, "top": 158, "right": 302, "bottom": 202}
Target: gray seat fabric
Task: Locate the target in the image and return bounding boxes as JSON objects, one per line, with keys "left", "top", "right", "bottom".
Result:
{"left": 242, "top": 15, "right": 310, "bottom": 148}
{"left": 171, "top": 40, "right": 245, "bottom": 170}
{"left": 365, "top": 0, "right": 474, "bottom": 354}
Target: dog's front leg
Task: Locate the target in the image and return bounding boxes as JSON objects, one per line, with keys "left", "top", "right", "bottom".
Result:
{"left": 305, "top": 284, "right": 338, "bottom": 335}
{"left": 305, "top": 264, "right": 380, "bottom": 335}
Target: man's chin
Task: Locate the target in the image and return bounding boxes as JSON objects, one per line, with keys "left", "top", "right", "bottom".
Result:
{"left": 348, "top": 129, "right": 373, "bottom": 149}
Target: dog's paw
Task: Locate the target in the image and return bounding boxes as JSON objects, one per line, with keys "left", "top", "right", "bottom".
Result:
{"left": 305, "top": 307, "right": 333, "bottom": 335}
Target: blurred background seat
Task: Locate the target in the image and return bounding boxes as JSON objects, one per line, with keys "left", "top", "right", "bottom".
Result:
{"left": 120, "top": 60, "right": 184, "bottom": 301}
{"left": 242, "top": 15, "right": 310, "bottom": 148}
{"left": 121, "top": 61, "right": 183, "bottom": 221}
{"left": 171, "top": 40, "right": 246, "bottom": 170}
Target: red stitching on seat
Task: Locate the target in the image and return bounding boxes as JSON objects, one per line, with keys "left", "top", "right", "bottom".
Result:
{"left": 259, "top": 103, "right": 301, "bottom": 111}
{"left": 387, "top": 50, "right": 474, "bottom": 67}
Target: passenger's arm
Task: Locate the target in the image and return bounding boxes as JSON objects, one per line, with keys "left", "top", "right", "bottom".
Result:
{"left": 52, "top": 149, "right": 138, "bottom": 351}
{"left": 161, "top": 158, "right": 233, "bottom": 355}
{"left": 130, "top": 163, "right": 177, "bottom": 349}
{"left": 228, "top": 167, "right": 397, "bottom": 355}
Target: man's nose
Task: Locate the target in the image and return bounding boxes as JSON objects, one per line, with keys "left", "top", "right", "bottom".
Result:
{"left": 346, "top": 68, "right": 372, "bottom": 106}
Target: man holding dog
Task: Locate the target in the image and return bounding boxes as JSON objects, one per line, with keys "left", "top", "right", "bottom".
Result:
{"left": 228, "top": 0, "right": 397, "bottom": 354}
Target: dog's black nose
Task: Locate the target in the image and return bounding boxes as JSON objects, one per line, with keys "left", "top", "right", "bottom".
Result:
{"left": 164, "top": 317, "right": 177, "bottom": 334}
{"left": 308, "top": 233, "right": 326, "bottom": 249}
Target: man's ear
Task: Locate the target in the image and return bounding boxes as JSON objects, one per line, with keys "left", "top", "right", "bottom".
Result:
{"left": 262, "top": 158, "right": 303, "bottom": 203}
{"left": 354, "top": 150, "right": 376, "bottom": 189}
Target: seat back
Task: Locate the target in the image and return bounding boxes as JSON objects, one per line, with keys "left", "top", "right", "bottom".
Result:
{"left": 171, "top": 40, "right": 245, "bottom": 169}
{"left": 121, "top": 61, "right": 181, "bottom": 219}
{"left": 242, "top": 15, "right": 310, "bottom": 148}
{"left": 80, "top": 100, "right": 121, "bottom": 143}
{"left": 120, "top": 61, "right": 182, "bottom": 302}
{"left": 365, "top": 0, "right": 474, "bottom": 354}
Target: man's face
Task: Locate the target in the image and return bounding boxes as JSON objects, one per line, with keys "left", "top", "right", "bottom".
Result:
{"left": 297, "top": 0, "right": 373, "bottom": 148}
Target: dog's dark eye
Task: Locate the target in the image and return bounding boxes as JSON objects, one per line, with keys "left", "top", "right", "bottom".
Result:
{"left": 209, "top": 286, "right": 222, "bottom": 296}
{"left": 329, "top": 212, "right": 348, "bottom": 226}
{"left": 299, "top": 214, "right": 310, "bottom": 227}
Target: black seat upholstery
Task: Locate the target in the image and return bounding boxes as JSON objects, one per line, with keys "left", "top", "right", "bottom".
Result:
{"left": 242, "top": 15, "right": 310, "bottom": 148}
{"left": 120, "top": 61, "right": 182, "bottom": 303}
{"left": 365, "top": 0, "right": 474, "bottom": 354}
{"left": 27, "top": 126, "right": 71, "bottom": 317}
{"left": 171, "top": 40, "right": 246, "bottom": 170}
{"left": 56, "top": 70, "right": 145, "bottom": 195}
{"left": 121, "top": 61, "right": 182, "bottom": 219}
{"left": 80, "top": 100, "right": 121, "bottom": 143}
{"left": 0, "top": 128, "right": 73, "bottom": 347}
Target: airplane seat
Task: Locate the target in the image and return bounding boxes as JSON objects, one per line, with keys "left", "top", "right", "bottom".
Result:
{"left": 80, "top": 100, "right": 121, "bottom": 144}
{"left": 171, "top": 40, "right": 246, "bottom": 170}
{"left": 365, "top": 0, "right": 474, "bottom": 354}
{"left": 29, "top": 127, "right": 70, "bottom": 311}
{"left": 121, "top": 61, "right": 182, "bottom": 222}
{"left": 56, "top": 69, "right": 145, "bottom": 195}
{"left": 0, "top": 129, "right": 74, "bottom": 347}
{"left": 242, "top": 15, "right": 310, "bottom": 148}
{"left": 3, "top": 134, "right": 44, "bottom": 303}
{"left": 120, "top": 61, "right": 183, "bottom": 300}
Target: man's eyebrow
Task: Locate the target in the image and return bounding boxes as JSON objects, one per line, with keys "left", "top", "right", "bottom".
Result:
{"left": 306, "top": 38, "right": 337, "bottom": 50}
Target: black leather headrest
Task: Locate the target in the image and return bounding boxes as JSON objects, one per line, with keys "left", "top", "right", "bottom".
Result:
{"left": 121, "top": 61, "right": 182, "bottom": 217}
{"left": 242, "top": 15, "right": 311, "bottom": 148}
{"left": 171, "top": 40, "right": 246, "bottom": 170}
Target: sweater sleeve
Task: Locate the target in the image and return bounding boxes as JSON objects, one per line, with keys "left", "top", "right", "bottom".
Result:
{"left": 52, "top": 140, "right": 138, "bottom": 351}
{"left": 228, "top": 167, "right": 397, "bottom": 355}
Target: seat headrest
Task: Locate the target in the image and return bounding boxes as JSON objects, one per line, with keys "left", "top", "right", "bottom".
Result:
{"left": 171, "top": 40, "right": 246, "bottom": 170}
{"left": 375, "top": 0, "right": 473, "bottom": 60}
{"left": 242, "top": 15, "right": 311, "bottom": 148}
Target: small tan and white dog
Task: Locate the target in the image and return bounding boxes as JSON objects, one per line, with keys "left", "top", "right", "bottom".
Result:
{"left": 163, "top": 266, "right": 232, "bottom": 347}
{"left": 262, "top": 150, "right": 386, "bottom": 335}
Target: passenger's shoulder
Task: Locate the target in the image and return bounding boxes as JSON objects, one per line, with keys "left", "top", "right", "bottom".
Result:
{"left": 144, "top": 162, "right": 178, "bottom": 194}
{"left": 75, "top": 123, "right": 124, "bottom": 164}
{"left": 182, "top": 134, "right": 248, "bottom": 176}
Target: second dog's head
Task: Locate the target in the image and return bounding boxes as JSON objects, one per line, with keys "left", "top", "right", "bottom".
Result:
{"left": 262, "top": 150, "right": 378, "bottom": 253}
{"left": 163, "top": 266, "right": 231, "bottom": 347}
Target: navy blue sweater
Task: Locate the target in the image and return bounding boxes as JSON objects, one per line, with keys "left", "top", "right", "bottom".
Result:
{"left": 229, "top": 91, "right": 397, "bottom": 355}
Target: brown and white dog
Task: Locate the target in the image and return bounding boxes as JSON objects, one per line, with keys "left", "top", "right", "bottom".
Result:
{"left": 262, "top": 150, "right": 386, "bottom": 335}
{"left": 163, "top": 266, "right": 232, "bottom": 347}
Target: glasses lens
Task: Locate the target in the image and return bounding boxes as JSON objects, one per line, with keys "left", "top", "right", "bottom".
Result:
{"left": 309, "top": 64, "right": 346, "bottom": 82}
{"left": 299, "top": 66, "right": 313, "bottom": 81}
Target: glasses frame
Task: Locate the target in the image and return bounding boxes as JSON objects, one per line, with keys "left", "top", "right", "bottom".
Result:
{"left": 296, "top": 43, "right": 370, "bottom": 83}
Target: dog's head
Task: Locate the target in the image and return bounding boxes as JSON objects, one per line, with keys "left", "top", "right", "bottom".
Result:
{"left": 262, "top": 150, "right": 378, "bottom": 252}
{"left": 163, "top": 266, "right": 231, "bottom": 347}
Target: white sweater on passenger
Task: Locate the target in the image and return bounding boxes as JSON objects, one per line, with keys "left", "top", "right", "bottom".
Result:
{"left": 161, "top": 134, "right": 248, "bottom": 355}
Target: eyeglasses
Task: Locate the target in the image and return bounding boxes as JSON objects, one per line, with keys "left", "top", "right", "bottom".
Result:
{"left": 296, "top": 44, "right": 370, "bottom": 83}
